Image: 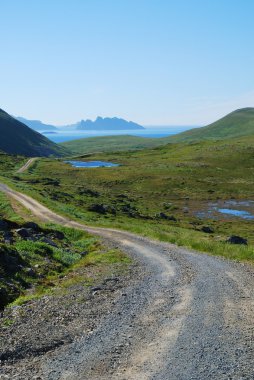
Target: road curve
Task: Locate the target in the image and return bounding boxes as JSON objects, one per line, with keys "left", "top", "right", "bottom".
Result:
{"left": 16, "top": 157, "right": 37, "bottom": 173}
{"left": 0, "top": 182, "right": 253, "bottom": 379}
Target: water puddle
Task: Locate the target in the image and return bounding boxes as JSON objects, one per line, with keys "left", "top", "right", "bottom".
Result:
{"left": 217, "top": 208, "right": 254, "bottom": 219}
{"left": 65, "top": 160, "right": 119, "bottom": 168}
{"left": 196, "top": 200, "right": 254, "bottom": 220}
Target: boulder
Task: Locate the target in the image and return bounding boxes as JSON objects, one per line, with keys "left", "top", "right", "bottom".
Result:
{"left": 3, "top": 231, "right": 13, "bottom": 244}
{"left": 24, "top": 267, "right": 36, "bottom": 277}
{"left": 89, "top": 204, "right": 116, "bottom": 215}
{"left": 227, "top": 235, "right": 248, "bottom": 245}
{"left": 157, "top": 212, "right": 177, "bottom": 221}
{"left": 0, "top": 220, "right": 9, "bottom": 231}
{"left": 0, "top": 246, "right": 25, "bottom": 274}
{"left": 51, "top": 230, "right": 65, "bottom": 240}
{"left": 79, "top": 188, "right": 100, "bottom": 197}
{"left": 201, "top": 226, "right": 214, "bottom": 234}
{"left": 122, "top": 204, "right": 140, "bottom": 217}
{"left": 23, "top": 222, "right": 40, "bottom": 231}
{"left": 0, "top": 287, "right": 11, "bottom": 310}
{"left": 16, "top": 228, "right": 32, "bottom": 238}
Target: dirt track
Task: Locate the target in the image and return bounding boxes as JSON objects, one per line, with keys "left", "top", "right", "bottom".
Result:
{"left": 0, "top": 182, "right": 253, "bottom": 379}
{"left": 16, "top": 157, "right": 37, "bottom": 173}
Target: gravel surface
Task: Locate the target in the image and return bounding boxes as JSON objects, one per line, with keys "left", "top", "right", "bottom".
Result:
{"left": 16, "top": 158, "right": 37, "bottom": 173}
{"left": 0, "top": 182, "right": 254, "bottom": 379}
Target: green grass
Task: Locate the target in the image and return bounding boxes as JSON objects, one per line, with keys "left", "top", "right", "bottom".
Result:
{"left": 10, "top": 248, "right": 131, "bottom": 306}
{"left": 14, "top": 240, "right": 81, "bottom": 266}
{"left": 2, "top": 134, "right": 253, "bottom": 264}
{"left": 0, "top": 174, "right": 132, "bottom": 309}
{"left": 2, "top": 318, "right": 14, "bottom": 327}
{"left": 0, "top": 151, "right": 27, "bottom": 176}
{"left": 114, "top": 220, "right": 254, "bottom": 262}
{"left": 0, "top": 192, "right": 23, "bottom": 222}
{"left": 80, "top": 248, "right": 132, "bottom": 265}
{"left": 0, "top": 197, "right": 132, "bottom": 309}
{"left": 61, "top": 134, "right": 170, "bottom": 155}
{"left": 170, "top": 107, "right": 254, "bottom": 142}
{"left": 1, "top": 130, "right": 254, "bottom": 265}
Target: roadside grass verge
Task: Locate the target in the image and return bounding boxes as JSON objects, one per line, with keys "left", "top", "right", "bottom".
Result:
{"left": 91, "top": 218, "right": 254, "bottom": 263}
{"left": 10, "top": 247, "right": 131, "bottom": 307}
{"left": 0, "top": 192, "right": 23, "bottom": 222}
{"left": 0, "top": 184, "right": 132, "bottom": 310}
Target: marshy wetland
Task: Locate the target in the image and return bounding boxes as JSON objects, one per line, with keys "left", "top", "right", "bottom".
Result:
{"left": 196, "top": 200, "right": 254, "bottom": 220}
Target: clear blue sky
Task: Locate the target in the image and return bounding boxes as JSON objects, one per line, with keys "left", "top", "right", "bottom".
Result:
{"left": 1, "top": 0, "right": 254, "bottom": 126}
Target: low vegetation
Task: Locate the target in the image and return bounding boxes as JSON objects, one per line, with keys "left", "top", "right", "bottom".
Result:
{"left": 170, "top": 107, "right": 254, "bottom": 142}
{"left": 61, "top": 134, "right": 170, "bottom": 155}
{"left": 0, "top": 196, "right": 131, "bottom": 309}
{"left": 3, "top": 133, "right": 253, "bottom": 264}
{"left": 1, "top": 107, "right": 254, "bottom": 293}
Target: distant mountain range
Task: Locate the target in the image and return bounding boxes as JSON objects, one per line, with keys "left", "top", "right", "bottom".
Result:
{"left": 0, "top": 109, "right": 65, "bottom": 157}
{"left": 16, "top": 117, "right": 57, "bottom": 131}
{"left": 15, "top": 116, "right": 144, "bottom": 131}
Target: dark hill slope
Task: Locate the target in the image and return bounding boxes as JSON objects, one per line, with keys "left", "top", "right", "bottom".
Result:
{"left": 170, "top": 108, "right": 254, "bottom": 142}
{"left": 0, "top": 109, "right": 66, "bottom": 157}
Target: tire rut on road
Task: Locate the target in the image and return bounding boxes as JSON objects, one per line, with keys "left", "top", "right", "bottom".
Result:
{"left": 0, "top": 182, "right": 253, "bottom": 379}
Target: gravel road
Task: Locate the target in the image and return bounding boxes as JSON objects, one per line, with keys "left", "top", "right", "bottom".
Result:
{"left": 0, "top": 182, "right": 253, "bottom": 379}
{"left": 16, "top": 157, "right": 37, "bottom": 173}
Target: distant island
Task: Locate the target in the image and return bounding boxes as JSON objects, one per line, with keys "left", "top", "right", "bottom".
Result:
{"left": 15, "top": 116, "right": 144, "bottom": 131}
{"left": 75, "top": 117, "right": 144, "bottom": 130}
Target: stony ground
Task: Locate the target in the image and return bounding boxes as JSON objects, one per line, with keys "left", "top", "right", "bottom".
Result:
{"left": 0, "top": 183, "right": 254, "bottom": 379}
{"left": 0, "top": 243, "right": 142, "bottom": 379}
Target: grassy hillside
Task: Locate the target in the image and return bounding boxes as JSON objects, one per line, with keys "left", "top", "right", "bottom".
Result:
{"left": 170, "top": 108, "right": 254, "bottom": 142}
{"left": 61, "top": 135, "right": 169, "bottom": 155}
{"left": 62, "top": 108, "right": 254, "bottom": 155}
{"left": 0, "top": 109, "right": 66, "bottom": 157}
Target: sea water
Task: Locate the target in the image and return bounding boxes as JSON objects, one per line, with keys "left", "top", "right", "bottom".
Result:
{"left": 44, "top": 126, "right": 196, "bottom": 143}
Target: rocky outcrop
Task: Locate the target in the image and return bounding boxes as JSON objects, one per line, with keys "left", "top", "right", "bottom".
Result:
{"left": 0, "top": 219, "right": 78, "bottom": 309}
{"left": 201, "top": 226, "right": 214, "bottom": 234}
{"left": 227, "top": 235, "right": 248, "bottom": 245}
{"left": 89, "top": 204, "right": 116, "bottom": 215}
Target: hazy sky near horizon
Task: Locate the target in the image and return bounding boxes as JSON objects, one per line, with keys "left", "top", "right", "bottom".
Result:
{"left": 1, "top": 0, "right": 254, "bottom": 126}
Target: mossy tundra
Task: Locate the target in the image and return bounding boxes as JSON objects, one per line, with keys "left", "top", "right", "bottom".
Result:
{"left": 2, "top": 133, "right": 253, "bottom": 264}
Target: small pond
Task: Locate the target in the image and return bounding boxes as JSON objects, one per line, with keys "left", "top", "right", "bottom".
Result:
{"left": 217, "top": 208, "right": 254, "bottom": 220}
{"left": 196, "top": 200, "right": 254, "bottom": 220}
{"left": 65, "top": 160, "right": 119, "bottom": 168}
